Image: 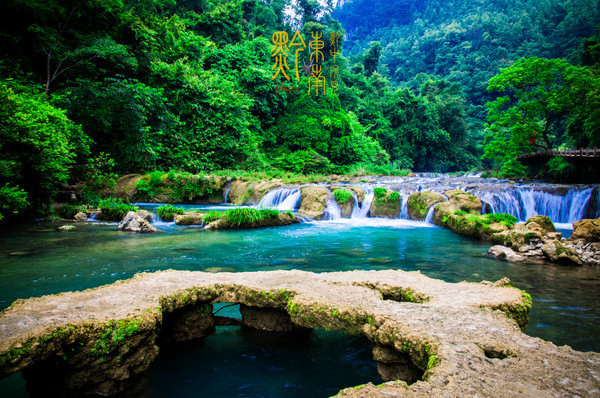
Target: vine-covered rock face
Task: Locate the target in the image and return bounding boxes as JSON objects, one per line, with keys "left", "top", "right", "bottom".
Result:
{"left": 407, "top": 191, "right": 445, "bottom": 220}
{"left": 369, "top": 188, "right": 401, "bottom": 218}
{"left": 297, "top": 186, "right": 331, "bottom": 220}
{"left": 1, "top": 270, "right": 596, "bottom": 398}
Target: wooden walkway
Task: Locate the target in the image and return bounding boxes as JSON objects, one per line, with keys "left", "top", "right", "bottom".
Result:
{"left": 518, "top": 147, "right": 600, "bottom": 159}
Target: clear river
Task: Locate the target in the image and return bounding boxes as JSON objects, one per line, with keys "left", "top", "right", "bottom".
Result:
{"left": 1, "top": 176, "right": 599, "bottom": 397}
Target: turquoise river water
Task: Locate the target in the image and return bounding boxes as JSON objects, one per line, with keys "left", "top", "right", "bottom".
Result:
{"left": 0, "top": 216, "right": 599, "bottom": 397}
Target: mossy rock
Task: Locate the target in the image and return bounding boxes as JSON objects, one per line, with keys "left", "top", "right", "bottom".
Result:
{"left": 110, "top": 174, "right": 143, "bottom": 201}
{"left": 369, "top": 188, "right": 401, "bottom": 218}
{"left": 204, "top": 212, "right": 297, "bottom": 230}
{"left": 174, "top": 213, "right": 204, "bottom": 226}
{"left": 407, "top": 191, "right": 445, "bottom": 220}
{"left": 332, "top": 188, "right": 355, "bottom": 218}
{"left": 227, "top": 180, "right": 283, "bottom": 205}
{"left": 297, "top": 186, "right": 331, "bottom": 220}
{"left": 433, "top": 201, "right": 459, "bottom": 226}
{"left": 571, "top": 217, "right": 600, "bottom": 242}
{"left": 444, "top": 213, "right": 510, "bottom": 241}
{"left": 444, "top": 190, "right": 482, "bottom": 214}
{"left": 525, "top": 215, "right": 556, "bottom": 234}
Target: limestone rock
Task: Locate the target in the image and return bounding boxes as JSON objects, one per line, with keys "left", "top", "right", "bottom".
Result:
{"left": 571, "top": 217, "right": 600, "bottom": 242}
{"left": 433, "top": 201, "right": 459, "bottom": 226}
{"left": 370, "top": 188, "right": 401, "bottom": 218}
{"left": 227, "top": 179, "right": 283, "bottom": 205}
{"left": 487, "top": 245, "right": 527, "bottom": 262}
{"left": 240, "top": 305, "right": 308, "bottom": 333}
{"left": 137, "top": 210, "right": 153, "bottom": 222}
{"left": 348, "top": 186, "right": 365, "bottom": 203}
{"left": 332, "top": 188, "right": 355, "bottom": 218}
{"left": 444, "top": 190, "right": 482, "bottom": 214}
{"left": 407, "top": 191, "right": 445, "bottom": 220}
{"left": 118, "top": 211, "right": 160, "bottom": 233}
{"left": 56, "top": 225, "right": 76, "bottom": 232}
{"left": 525, "top": 215, "right": 556, "bottom": 234}
{"left": 74, "top": 212, "right": 88, "bottom": 222}
{"left": 542, "top": 241, "right": 583, "bottom": 265}
{"left": 297, "top": 186, "right": 330, "bottom": 220}
{"left": 110, "top": 174, "right": 143, "bottom": 201}
{"left": 174, "top": 213, "right": 204, "bottom": 226}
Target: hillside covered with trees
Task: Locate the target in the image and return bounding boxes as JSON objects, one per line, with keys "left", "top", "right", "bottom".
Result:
{"left": 0, "top": 0, "right": 599, "bottom": 220}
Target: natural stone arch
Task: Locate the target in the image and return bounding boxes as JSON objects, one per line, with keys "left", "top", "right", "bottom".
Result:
{"left": 1, "top": 270, "right": 599, "bottom": 397}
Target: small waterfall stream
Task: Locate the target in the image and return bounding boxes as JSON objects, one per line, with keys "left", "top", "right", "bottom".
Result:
{"left": 258, "top": 188, "right": 301, "bottom": 211}
{"left": 322, "top": 197, "right": 342, "bottom": 220}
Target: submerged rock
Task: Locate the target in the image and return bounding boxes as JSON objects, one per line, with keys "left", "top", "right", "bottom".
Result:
{"left": 297, "top": 186, "right": 330, "bottom": 220}
{"left": 118, "top": 211, "right": 160, "bottom": 233}
{"left": 56, "top": 225, "right": 76, "bottom": 231}
{"left": 407, "top": 191, "right": 445, "bottom": 220}
{"left": 1, "top": 269, "right": 597, "bottom": 398}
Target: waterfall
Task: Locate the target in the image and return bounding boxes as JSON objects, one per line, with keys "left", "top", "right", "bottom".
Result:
{"left": 424, "top": 203, "right": 440, "bottom": 224}
{"left": 475, "top": 186, "right": 594, "bottom": 223}
{"left": 322, "top": 197, "right": 342, "bottom": 220}
{"left": 399, "top": 193, "right": 410, "bottom": 219}
{"left": 258, "top": 188, "right": 301, "bottom": 211}
{"left": 223, "top": 180, "right": 232, "bottom": 203}
{"left": 351, "top": 190, "right": 374, "bottom": 219}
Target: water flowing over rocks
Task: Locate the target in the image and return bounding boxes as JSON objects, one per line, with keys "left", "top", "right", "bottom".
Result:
{"left": 0, "top": 270, "right": 598, "bottom": 397}
{"left": 407, "top": 192, "right": 445, "bottom": 220}
{"left": 227, "top": 180, "right": 282, "bottom": 205}
{"left": 369, "top": 188, "right": 402, "bottom": 218}
{"left": 118, "top": 211, "right": 160, "bottom": 233}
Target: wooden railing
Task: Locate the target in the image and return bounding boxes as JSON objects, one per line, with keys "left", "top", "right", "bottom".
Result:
{"left": 518, "top": 147, "right": 600, "bottom": 159}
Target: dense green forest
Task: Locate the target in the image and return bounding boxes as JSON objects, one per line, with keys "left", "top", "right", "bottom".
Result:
{"left": 0, "top": 0, "right": 599, "bottom": 220}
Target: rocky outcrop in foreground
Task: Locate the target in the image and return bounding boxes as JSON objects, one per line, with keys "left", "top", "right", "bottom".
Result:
{"left": 488, "top": 216, "right": 600, "bottom": 266}
{"left": 118, "top": 211, "right": 160, "bottom": 233}
{"left": 1, "top": 270, "right": 598, "bottom": 397}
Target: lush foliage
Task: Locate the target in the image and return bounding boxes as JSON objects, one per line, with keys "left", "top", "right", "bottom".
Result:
{"left": 224, "top": 208, "right": 279, "bottom": 225}
{"left": 483, "top": 57, "right": 600, "bottom": 178}
{"left": 58, "top": 204, "right": 87, "bottom": 220}
{"left": 333, "top": 189, "right": 353, "bottom": 205}
{"left": 98, "top": 198, "right": 138, "bottom": 221}
{"left": 203, "top": 210, "right": 224, "bottom": 224}
{"left": 156, "top": 205, "right": 185, "bottom": 222}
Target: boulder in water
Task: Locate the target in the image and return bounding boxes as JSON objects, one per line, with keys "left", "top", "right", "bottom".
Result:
{"left": 407, "top": 191, "right": 445, "bottom": 220}
{"left": 487, "top": 245, "right": 527, "bottom": 263}
{"left": 444, "top": 190, "right": 481, "bottom": 214}
{"left": 571, "top": 217, "right": 600, "bottom": 242}
{"left": 297, "top": 186, "right": 330, "bottom": 220}
{"left": 174, "top": 213, "right": 204, "bottom": 226}
{"left": 433, "top": 201, "right": 459, "bottom": 226}
{"left": 137, "top": 210, "right": 153, "bottom": 222}
{"left": 370, "top": 188, "right": 401, "bottom": 218}
{"left": 332, "top": 188, "right": 355, "bottom": 218}
{"left": 56, "top": 225, "right": 76, "bottom": 232}
{"left": 73, "top": 212, "right": 88, "bottom": 222}
{"left": 227, "top": 179, "right": 283, "bottom": 205}
{"left": 118, "top": 211, "right": 160, "bottom": 233}
{"left": 541, "top": 241, "right": 583, "bottom": 265}
{"left": 525, "top": 215, "right": 556, "bottom": 234}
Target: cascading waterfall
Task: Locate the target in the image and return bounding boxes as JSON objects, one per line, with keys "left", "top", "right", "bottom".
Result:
{"left": 322, "top": 197, "right": 342, "bottom": 220}
{"left": 399, "top": 193, "right": 410, "bottom": 219}
{"left": 424, "top": 205, "right": 438, "bottom": 224}
{"left": 475, "top": 186, "right": 594, "bottom": 223}
{"left": 223, "top": 181, "right": 232, "bottom": 203}
{"left": 351, "top": 190, "right": 374, "bottom": 219}
{"left": 258, "top": 188, "right": 301, "bottom": 211}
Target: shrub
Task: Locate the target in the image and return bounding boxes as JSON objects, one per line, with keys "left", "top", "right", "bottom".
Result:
{"left": 156, "top": 205, "right": 184, "bottom": 221}
{"left": 203, "top": 210, "right": 224, "bottom": 224}
{"left": 99, "top": 198, "right": 137, "bottom": 221}
{"left": 167, "top": 171, "right": 213, "bottom": 201}
{"left": 484, "top": 213, "right": 518, "bottom": 227}
{"left": 224, "top": 208, "right": 279, "bottom": 226}
{"left": 86, "top": 153, "right": 117, "bottom": 191}
{"left": 135, "top": 171, "right": 165, "bottom": 200}
{"left": 0, "top": 184, "right": 28, "bottom": 221}
{"left": 59, "top": 204, "right": 87, "bottom": 219}
{"left": 333, "top": 189, "right": 353, "bottom": 205}
{"left": 274, "top": 149, "right": 332, "bottom": 174}
{"left": 373, "top": 188, "right": 400, "bottom": 204}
